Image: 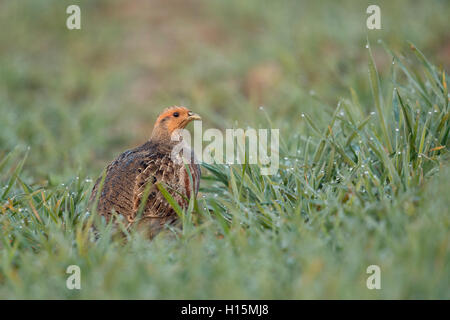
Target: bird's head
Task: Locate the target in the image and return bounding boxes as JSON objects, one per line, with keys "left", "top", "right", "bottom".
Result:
{"left": 150, "top": 106, "right": 201, "bottom": 142}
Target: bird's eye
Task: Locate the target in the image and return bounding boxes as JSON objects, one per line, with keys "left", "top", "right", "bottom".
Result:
{"left": 173, "top": 112, "right": 179, "bottom": 117}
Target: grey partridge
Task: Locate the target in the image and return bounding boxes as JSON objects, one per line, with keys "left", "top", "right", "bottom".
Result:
{"left": 89, "top": 106, "right": 201, "bottom": 238}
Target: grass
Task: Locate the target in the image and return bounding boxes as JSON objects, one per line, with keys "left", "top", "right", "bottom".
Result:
{"left": 0, "top": 0, "right": 449, "bottom": 299}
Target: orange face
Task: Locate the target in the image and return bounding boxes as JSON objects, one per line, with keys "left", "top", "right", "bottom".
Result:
{"left": 154, "top": 106, "right": 201, "bottom": 135}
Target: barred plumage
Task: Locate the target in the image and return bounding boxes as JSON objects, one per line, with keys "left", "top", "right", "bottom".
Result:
{"left": 89, "top": 107, "right": 201, "bottom": 238}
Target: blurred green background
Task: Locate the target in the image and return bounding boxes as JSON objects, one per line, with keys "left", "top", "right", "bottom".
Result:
{"left": 0, "top": 0, "right": 449, "bottom": 299}
{"left": 1, "top": 0, "right": 448, "bottom": 179}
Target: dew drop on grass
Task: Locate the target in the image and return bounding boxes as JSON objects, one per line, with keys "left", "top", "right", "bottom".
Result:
{"left": 395, "top": 128, "right": 400, "bottom": 132}
{"left": 301, "top": 113, "right": 305, "bottom": 118}
{"left": 365, "top": 44, "right": 369, "bottom": 49}
{"left": 259, "top": 106, "right": 264, "bottom": 110}
{"left": 370, "top": 111, "right": 376, "bottom": 115}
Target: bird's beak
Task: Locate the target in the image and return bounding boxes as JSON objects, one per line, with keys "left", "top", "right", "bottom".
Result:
{"left": 187, "top": 112, "right": 201, "bottom": 121}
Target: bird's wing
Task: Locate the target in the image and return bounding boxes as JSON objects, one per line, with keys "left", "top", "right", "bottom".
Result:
{"left": 133, "top": 152, "right": 201, "bottom": 220}
{"left": 89, "top": 143, "right": 201, "bottom": 226}
{"left": 133, "top": 154, "right": 181, "bottom": 219}
{"left": 89, "top": 148, "right": 146, "bottom": 222}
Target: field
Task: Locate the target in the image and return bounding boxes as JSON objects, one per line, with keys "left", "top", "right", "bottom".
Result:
{"left": 0, "top": 0, "right": 449, "bottom": 299}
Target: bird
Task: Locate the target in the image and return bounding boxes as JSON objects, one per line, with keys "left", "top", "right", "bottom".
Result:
{"left": 89, "top": 106, "right": 202, "bottom": 238}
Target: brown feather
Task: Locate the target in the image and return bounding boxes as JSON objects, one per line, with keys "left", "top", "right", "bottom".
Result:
{"left": 89, "top": 107, "right": 201, "bottom": 238}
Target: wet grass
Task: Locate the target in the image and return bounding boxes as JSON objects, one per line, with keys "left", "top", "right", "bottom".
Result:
{"left": 0, "top": 0, "right": 449, "bottom": 299}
